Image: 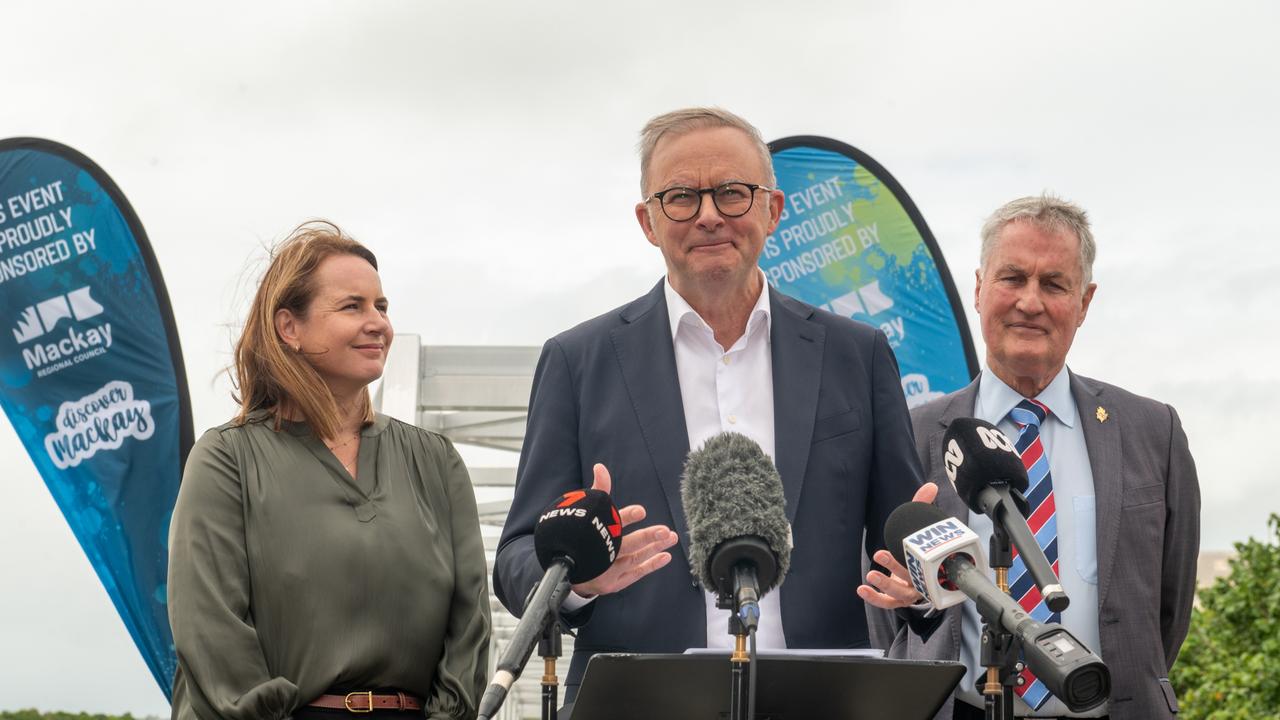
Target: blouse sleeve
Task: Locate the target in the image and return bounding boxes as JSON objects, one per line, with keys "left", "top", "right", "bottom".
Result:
{"left": 423, "top": 433, "right": 493, "bottom": 720}
{"left": 168, "top": 428, "right": 298, "bottom": 719}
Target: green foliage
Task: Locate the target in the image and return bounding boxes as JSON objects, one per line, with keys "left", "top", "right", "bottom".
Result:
{"left": 1172, "top": 513, "right": 1280, "bottom": 719}
{"left": 0, "top": 713, "right": 140, "bottom": 720}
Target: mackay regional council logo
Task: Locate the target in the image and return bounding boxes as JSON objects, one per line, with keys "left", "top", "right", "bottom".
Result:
{"left": 11, "top": 284, "right": 113, "bottom": 377}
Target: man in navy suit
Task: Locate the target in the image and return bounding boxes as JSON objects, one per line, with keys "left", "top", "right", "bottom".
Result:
{"left": 493, "top": 107, "right": 936, "bottom": 701}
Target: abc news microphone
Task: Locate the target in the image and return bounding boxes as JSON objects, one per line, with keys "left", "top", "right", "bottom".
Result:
{"left": 476, "top": 489, "right": 621, "bottom": 720}
{"left": 681, "top": 432, "right": 792, "bottom": 632}
{"left": 886, "top": 502, "right": 1111, "bottom": 712}
{"left": 943, "top": 417, "right": 1069, "bottom": 613}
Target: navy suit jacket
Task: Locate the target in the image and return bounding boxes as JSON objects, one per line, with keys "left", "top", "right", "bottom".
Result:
{"left": 493, "top": 280, "right": 930, "bottom": 697}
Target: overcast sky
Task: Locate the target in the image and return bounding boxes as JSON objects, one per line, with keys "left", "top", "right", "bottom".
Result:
{"left": 2, "top": 1, "right": 1277, "bottom": 715}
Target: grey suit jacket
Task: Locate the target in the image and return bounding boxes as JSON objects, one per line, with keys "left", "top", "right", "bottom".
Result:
{"left": 876, "top": 370, "right": 1199, "bottom": 720}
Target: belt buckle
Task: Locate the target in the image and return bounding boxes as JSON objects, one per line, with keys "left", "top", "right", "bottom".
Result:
{"left": 344, "top": 691, "right": 374, "bottom": 713}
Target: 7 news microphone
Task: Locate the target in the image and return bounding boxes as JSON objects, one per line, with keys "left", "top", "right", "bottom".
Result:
{"left": 886, "top": 502, "right": 1111, "bottom": 712}
{"left": 943, "top": 417, "right": 1069, "bottom": 612}
{"left": 681, "top": 431, "right": 792, "bottom": 632}
{"left": 476, "top": 489, "right": 622, "bottom": 720}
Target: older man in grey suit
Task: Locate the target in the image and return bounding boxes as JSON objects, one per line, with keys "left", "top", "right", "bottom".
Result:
{"left": 873, "top": 195, "right": 1200, "bottom": 720}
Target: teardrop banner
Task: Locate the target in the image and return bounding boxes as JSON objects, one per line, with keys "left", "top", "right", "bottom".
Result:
{"left": 0, "top": 137, "right": 191, "bottom": 697}
{"left": 764, "top": 136, "right": 978, "bottom": 404}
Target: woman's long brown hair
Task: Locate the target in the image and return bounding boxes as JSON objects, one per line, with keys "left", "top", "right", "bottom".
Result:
{"left": 232, "top": 221, "right": 379, "bottom": 440}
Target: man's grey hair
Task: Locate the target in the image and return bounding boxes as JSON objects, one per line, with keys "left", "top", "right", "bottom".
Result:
{"left": 980, "top": 194, "right": 1097, "bottom": 288}
{"left": 637, "top": 107, "right": 776, "bottom": 197}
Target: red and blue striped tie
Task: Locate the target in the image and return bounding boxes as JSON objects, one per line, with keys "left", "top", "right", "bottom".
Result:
{"left": 1009, "top": 398, "right": 1059, "bottom": 710}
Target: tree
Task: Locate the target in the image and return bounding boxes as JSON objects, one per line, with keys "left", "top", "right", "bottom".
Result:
{"left": 1172, "top": 513, "right": 1280, "bottom": 719}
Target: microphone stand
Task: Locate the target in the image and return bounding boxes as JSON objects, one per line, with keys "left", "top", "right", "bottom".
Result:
{"left": 478, "top": 561, "right": 573, "bottom": 720}
{"left": 717, "top": 572, "right": 755, "bottom": 720}
{"left": 727, "top": 613, "right": 749, "bottom": 720}
{"left": 981, "top": 523, "right": 1018, "bottom": 720}
{"left": 539, "top": 618, "right": 562, "bottom": 720}
{"left": 710, "top": 540, "right": 773, "bottom": 720}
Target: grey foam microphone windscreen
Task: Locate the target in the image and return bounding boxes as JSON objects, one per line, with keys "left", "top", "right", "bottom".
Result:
{"left": 680, "top": 431, "right": 792, "bottom": 593}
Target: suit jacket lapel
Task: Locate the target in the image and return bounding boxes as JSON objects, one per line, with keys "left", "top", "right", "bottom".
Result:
{"left": 769, "top": 289, "right": 824, "bottom": 523}
{"left": 931, "top": 381, "right": 980, "bottom": 525}
{"left": 611, "top": 281, "right": 693, "bottom": 561}
{"left": 1072, "top": 371, "right": 1123, "bottom": 609}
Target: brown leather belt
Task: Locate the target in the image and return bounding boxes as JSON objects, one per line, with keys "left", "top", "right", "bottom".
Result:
{"left": 308, "top": 691, "right": 423, "bottom": 713}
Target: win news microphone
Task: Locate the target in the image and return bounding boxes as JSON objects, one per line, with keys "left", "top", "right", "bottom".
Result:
{"left": 886, "top": 503, "right": 1111, "bottom": 713}
{"left": 944, "top": 417, "right": 1069, "bottom": 613}
{"left": 476, "top": 488, "right": 621, "bottom": 720}
{"left": 681, "top": 431, "right": 792, "bottom": 632}
{"left": 884, "top": 497, "right": 990, "bottom": 609}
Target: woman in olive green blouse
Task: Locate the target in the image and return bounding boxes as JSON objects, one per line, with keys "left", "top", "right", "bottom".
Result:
{"left": 168, "top": 223, "right": 490, "bottom": 719}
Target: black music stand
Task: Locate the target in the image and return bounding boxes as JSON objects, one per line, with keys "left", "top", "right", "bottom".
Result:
{"left": 569, "top": 653, "right": 964, "bottom": 720}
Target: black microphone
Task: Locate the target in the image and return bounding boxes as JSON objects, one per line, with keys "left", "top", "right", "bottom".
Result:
{"left": 886, "top": 503, "right": 1111, "bottom": 713}
{"left": 476, "top": 489, "right": 621, "bottom": 720}
{"left": 944, "top": 417, "right": 1069, "bottom": 613}
{"left": 681, "top": 431, "right": 792, "bottom": 632}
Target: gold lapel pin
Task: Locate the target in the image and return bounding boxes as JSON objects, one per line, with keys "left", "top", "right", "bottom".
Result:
{"left": 1096, "top": 406, "right": 1109, "bottom": 423}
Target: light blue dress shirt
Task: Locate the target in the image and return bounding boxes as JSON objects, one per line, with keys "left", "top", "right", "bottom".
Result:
{"left": 954, "top": 367, "right": 1105, "bottom": 717}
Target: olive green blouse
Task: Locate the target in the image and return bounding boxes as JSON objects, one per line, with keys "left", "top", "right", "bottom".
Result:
{"left": 167, "top": 412, "right": 490, "bottom": 719}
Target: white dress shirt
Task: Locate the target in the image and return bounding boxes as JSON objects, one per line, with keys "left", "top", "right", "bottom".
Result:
{"left": 662, "top": 275, "right": 785, "bottom": 651}
{"left": 563, "top": 274, "right": 786, "bottom": 648}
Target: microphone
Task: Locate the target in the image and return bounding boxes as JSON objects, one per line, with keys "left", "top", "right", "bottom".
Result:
{"left": 886, "top": 503, "right": 1111, "bottom": 712}
{"left": 681, "top": 431, "right": 792, "bottom": 632}
{"left": 884, "top": 500, "right": 989, "bottom": 609}
{"left": 944, "top": 417, "right": 1069, "bottom": 613}
{"left": 477, "top": 488, "right": 621, "bottom": 720}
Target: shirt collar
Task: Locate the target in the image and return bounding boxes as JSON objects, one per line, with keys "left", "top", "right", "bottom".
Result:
{"left": 663, "top": 271, "right": 772, "bottom": 345}
{"left": 977, "top": 366, "right": 1077, "bottom": 429}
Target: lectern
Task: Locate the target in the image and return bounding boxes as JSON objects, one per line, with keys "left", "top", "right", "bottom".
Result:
{"left": 570, "top": 653, "right": 964, "bottom": 720}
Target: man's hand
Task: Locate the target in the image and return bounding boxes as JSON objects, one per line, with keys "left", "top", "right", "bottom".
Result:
{"left": 571, "top": 463, "right": 679, "bottom": 598}
{"left": 857, "top": 482, "right": 939, "bottom": 610}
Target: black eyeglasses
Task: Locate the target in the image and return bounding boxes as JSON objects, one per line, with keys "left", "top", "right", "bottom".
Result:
{"left": 646, "top": 182, "right": 772, "bottom": 222}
